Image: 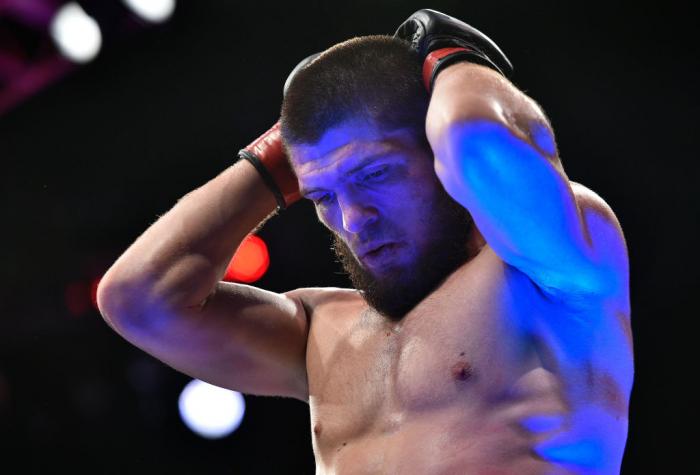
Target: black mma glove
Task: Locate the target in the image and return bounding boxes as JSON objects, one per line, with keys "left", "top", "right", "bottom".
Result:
{"left": 394, "top": 8, "right": 513, "bottom": 93}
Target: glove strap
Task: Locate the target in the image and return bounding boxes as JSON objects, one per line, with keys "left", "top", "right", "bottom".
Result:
{"left": 423, "top": 47, "right": 471, "bottom": 92}
{"left": 237, "top": 122, "right": 301, "bottom": 212}
{"left": 424, "top": 46, "right": 505, "bottom": 93}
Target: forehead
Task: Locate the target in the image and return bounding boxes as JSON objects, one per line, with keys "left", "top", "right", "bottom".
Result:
{"left": 288, "top": 121, "right": 418, "bottom": 175}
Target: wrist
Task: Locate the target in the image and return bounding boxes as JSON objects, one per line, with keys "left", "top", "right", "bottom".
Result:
{"left": 238, "top": 121, "right": 301, "bottom": 212}
{"left": 422, "top": 47, "right": 474, "bottom": 92}
{"left": 427, "top": 62, "right": 507, "bottom": 146}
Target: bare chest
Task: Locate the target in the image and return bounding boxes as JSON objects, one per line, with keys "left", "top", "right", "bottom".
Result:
{"left": 305, "top": 248, "right": 537, "bottom": 449}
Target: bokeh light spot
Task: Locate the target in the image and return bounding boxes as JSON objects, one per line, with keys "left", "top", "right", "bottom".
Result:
{"left": 223, "top": 234, "right": 269, "bottom": 283}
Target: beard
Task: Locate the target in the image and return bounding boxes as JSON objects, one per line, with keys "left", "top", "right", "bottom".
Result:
{"left": 330, "top": 184, "right": 475, "bottom": 322}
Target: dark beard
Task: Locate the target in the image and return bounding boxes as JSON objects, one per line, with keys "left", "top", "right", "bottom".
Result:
{"left": 330, "top": 186, "right": 475, "bottom": 322}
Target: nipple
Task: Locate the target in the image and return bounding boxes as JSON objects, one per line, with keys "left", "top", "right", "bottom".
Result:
{"left": 452, "top": 355, "right": 473, "bottom": 381}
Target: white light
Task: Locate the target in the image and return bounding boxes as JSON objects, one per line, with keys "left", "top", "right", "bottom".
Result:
{"left": 122, "top": 0, "right": 176, "bottom": 23}
{"left": 49, "top": 2, "right": 102, "bottom": 63}
{"left": 178, "top": 379, "right": 245, "bottom": 439}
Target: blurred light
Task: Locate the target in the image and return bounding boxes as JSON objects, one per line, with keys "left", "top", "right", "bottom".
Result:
{"left": 64, "top": 276, "right": 102, "bottom": 316}
{"left": 178, "top": 379, "right": 245, "bottom": 439}
{"left": 65, "top": 280, "right": 90, "bottom": 316}
{"left": 49, "top": 2, "right": 102, "bottom": 63}
{"left": 121, "top": 0, "right": 176, "bottom": 23}
{"left": 224, "top": 234, "right": 270, "bottom": 283}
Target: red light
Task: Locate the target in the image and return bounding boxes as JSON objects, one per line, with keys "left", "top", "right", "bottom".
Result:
{"left": 65, "top": 281, "right": 90, "bottom": 317}
{"left": 223, "top": 234, "right": 270, "bottom": 283}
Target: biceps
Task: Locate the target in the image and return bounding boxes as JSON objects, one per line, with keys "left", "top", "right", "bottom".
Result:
{"left": 511, "top": 184, "right": 628, "bottom": 301}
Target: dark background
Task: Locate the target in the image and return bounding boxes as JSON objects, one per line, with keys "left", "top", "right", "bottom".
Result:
{"left": 1, "top": 0, "right": 696, "bottom": 473}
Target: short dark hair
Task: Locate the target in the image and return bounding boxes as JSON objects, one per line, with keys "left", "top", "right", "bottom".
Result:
{"left": 280, "top": 35, "right": 429, "bottom": 153}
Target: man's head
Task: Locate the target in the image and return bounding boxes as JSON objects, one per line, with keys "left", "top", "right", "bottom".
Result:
{"left": 280, "top": 35, "right": 479, "bottom": 321}
{"left": 281, "top": 35, "right": 428, "bottom": 147}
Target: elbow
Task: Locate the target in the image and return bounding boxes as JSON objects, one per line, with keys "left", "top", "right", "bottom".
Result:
{"left": 95, "top": 275, "right": 136, "bottom": 330}
{"left": 95, "top": 272, "right": 158, "bottom": 332}
{"left": 96, "top": 264, "right": 210, "bottom": 334}
{"left": 96, "top": 278, "right": 173, "bottom": 339}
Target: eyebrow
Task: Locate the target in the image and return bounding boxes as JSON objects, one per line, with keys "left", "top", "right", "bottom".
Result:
{"left": 299, "top": 152, "right": 397, "bottom": 197}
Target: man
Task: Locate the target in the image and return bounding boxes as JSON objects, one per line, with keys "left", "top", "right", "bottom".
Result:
{"left": 97, "top": 9, "right": 633, "bottom": 474}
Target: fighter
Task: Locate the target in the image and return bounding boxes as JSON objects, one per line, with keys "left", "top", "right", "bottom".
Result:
{"left": 97, "top": 9, "right": 633, "bottom": 474}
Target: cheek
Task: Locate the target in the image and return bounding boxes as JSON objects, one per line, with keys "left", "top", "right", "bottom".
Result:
{"left": 316, "top": 206, "right": 342, "bottom": 234}
{"left": 316, "top": 208, "right": 332, "bottom": 228}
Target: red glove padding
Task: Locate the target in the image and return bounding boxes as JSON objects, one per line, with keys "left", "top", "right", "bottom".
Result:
{"left": 422, "top": 46, "right": 477, "bottom": 92}
{"left": 238, "top": 121, "right": 301, "bottom": 211}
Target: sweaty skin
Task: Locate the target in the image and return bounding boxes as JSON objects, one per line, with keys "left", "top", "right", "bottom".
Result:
{"left": 288, "top": 117, "right": 633, "bottom": 474}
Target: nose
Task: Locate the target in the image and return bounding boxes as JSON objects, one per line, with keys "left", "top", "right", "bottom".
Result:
{"left": 338, "top": 194, "right": 378, "bottom": 234}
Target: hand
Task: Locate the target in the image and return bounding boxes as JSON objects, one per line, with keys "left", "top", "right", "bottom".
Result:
{"left": 393, "top": 8, "right": 513, "bottom": 92}
{"left": 238, "top": 121, "right": 301, "bottom": 212}
{"left": 237, "top": 52, "right": 326, "bottom": 211}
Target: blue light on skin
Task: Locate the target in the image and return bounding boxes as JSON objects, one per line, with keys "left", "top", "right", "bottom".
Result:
{"left": 530, "top": 120, "right": 557, "bottom": 157}
{"left": 523, "top": 402, "right": 630, "bottom": 471}
{"left": 535, "top": 438, "right": 605, "bottom": 470}
{"left": 287, "top": 120, "right": 443, "bottom": 265}
{"left": 291, "top": 118, "right": 631, "bottom": 472}
{"left": 433, "top": 118, "right": 614, "bottom": 303}
{"left": 433, "top": 117, "right": 631, "bottom": 368}
{"left": 521, "top": 414, "right": 565, "bottom": 433}
{"left": 433, "top": 117, "right": 631, "bottom": 471}
{"left": 521, "top": 412, "right": 613, "bottom": 470}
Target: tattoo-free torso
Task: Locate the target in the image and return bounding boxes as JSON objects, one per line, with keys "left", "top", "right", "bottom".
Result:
{"left": 303, "top": 245, "right": 633, "bottom": 475}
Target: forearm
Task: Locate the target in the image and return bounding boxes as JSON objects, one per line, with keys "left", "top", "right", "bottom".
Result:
{"left": 98, "top": 158, "right": 278, "bottom": 316}
{"left": 426, "top": 62, "right": 558, "bottom": 165}
{"left": 426, "top": 62, "right": 519, "bottom": 150}
{"left": 423, "top": 62, "right": 611, "bottom": 297}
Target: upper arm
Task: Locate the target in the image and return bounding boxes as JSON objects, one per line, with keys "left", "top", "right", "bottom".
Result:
{"left": 512, "top": 182, "right": 629, "bottom": 306}
{"left": 98, "top": 281, "right": 315, "bottom": 403}
{"left": 428, "top": 63, "right": 628, "bottom": 303}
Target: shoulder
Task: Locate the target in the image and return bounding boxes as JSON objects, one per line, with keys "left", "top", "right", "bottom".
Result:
{"left": 283, "top": 286, "right": 362, "bottom": 324}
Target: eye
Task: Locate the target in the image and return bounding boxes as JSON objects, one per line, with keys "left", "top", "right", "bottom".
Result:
{"left": 312, "top": 193, "right": 333, "bottom": 205}
{"left": 362, "top": 167, "right": 388, "bottom": 181}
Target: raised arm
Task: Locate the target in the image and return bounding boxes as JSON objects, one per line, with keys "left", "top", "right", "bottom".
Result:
{"left": 96, "top": 123, "right": 312, "bottom": 402}
{"left": 425, "top": 61, "right": 628, "bottom": 303}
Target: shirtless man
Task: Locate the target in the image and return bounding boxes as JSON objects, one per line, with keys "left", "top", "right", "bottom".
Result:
{"left": 96, "top": 9, "right": 633, "bottom": 475}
